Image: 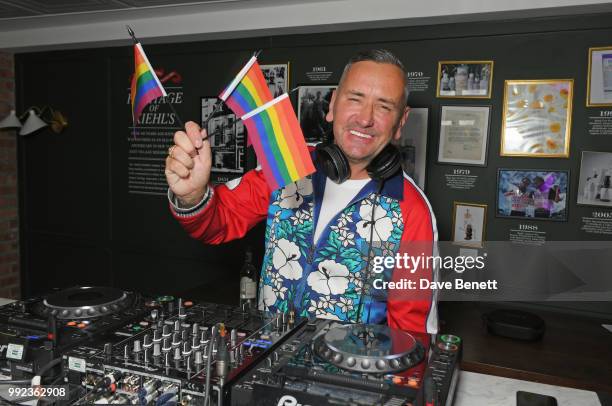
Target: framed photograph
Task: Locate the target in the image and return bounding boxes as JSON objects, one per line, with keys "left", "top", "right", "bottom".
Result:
{"left": 496, "top": 169, "right": 569, "bottom": 221}
{"left": 500, "top": 79, "right": 573, "bottom": 158}
{"left": 297, "top": 85, "right": 336, "bottom": 144}
{"left": 452, "top": 202, "right": 487, "bottom": 248}
{"left": 201, "top": 97, "right": 245, "bottom": 184}
{"left": 436, "top": 61, "right": 493, "bottom": 98}
{"left": 260, "top": 63, "right": 290, "bottom": 98}
{"left": 437, "top": 105, "right": 490, "bottom": 166}
{"left": 587, "top": 46, "right": 612, "bottom": 107}
{"left": 394, "top": 107, "right": 429, "bottom": 190}
{"left": 577, "top": 151, "right": 612, "bottom": 207}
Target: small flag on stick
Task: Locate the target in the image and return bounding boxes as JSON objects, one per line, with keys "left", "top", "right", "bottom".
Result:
{"left": 130, "top": 42, "right": 167, "bottom": 125}
{"left": 216, "top": 54, "right": 273, "bottom": 146}
{"left": 219, "top": 54, "right": 273, "bottom": 118}
{"left": 241, "top": 93, "right": 315, "bottom": 190}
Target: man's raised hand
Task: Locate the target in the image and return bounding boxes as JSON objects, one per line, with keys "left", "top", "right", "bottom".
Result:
{"left": 165, "top": 121, "right": 212, "bottom": 207}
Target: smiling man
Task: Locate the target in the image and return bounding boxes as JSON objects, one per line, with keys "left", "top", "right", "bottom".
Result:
{"left": 328, "top": 59, "right": 408, "bottom": 178}
{"left": 166, "top": 49, "right": 438, "bottom": 334}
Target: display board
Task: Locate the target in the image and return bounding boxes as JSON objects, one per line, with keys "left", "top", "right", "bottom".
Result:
{"left": 16, "top": 14, "right": 612, "bottom": 316}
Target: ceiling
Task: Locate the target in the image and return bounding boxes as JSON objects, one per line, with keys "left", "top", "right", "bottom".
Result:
{"left": 0, "top": 0, "right": 611, "bottom": 52}
{"left": 0, "top": 0, "right": 242, "bottom": 19}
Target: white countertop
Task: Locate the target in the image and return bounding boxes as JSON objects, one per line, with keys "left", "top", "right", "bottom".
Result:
{"left": 455, "top": 371, "right": 601, "bottom": 406}
{"left": 0, "top": 298, "right": 15, "bottom": 306}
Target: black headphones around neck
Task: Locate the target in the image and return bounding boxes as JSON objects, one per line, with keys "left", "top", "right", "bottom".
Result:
{"left": 314, "top": 132, "right": 402, "bottom": 184}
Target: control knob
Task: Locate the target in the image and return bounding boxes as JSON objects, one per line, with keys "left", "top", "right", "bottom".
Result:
{"left": 172, "top": 332, "right": 181, "bottom": 348}
{"left": 182, "top": 341, "right": 192, "bottom": 357}
{"left": 162, "top": 337, "right": 172, "bottom": 353}
{"left": 143, "top": 334, "right": 153, "bottom": 349}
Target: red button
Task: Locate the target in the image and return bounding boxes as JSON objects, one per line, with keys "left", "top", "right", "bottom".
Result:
{"left": 184, "top": 300, "right": 193, "bottom": 307}
{"left": 66, "top": 321, "right": 77, "bottom": 327}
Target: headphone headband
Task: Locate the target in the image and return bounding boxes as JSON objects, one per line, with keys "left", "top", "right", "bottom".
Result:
{"left": 314, "top": 135, "right": 401, "bottom": 184}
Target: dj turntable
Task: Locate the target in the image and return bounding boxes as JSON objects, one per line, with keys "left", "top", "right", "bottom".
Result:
{"left": 313, "top": 323, "right": 426, "bottom": 374}
{"left": 32, "top": 286, "right": 140, "bottom": 320}
{"left": 1, "top": 287, "right": 461, "bottom": 405}
{"left": 230, "top": 319, "right": 461, "bottom": 406}
{"left": 0, "top": 286, "right": 151, "bottom": 380}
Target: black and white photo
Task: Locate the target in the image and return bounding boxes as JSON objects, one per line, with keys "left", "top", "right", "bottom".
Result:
{"left": 298, "top": 85, "right": 336, "bottom": 143}
{"left": 261, "top": 63, "right": 289, "bottom": 98}
{"left": 395, "top": 108, "right": 428, "bottom": 189}
{"left": 201, "top": 97, "right": 245, "bottom": 183}
{"left": 577, "top": 151, "right": 612, "bottom": 207}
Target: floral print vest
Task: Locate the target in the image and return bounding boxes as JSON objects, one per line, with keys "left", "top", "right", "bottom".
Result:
{"left": 258, "top": 168, "right": 405, "bottom": 324}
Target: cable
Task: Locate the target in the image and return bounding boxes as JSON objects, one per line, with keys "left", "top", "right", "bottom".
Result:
{"left": 0, "top": 380, "right": 31, "bottom": 385}
{"left": 355, "top": 181, "right": 384, "bottom": 324}
{"left": 31, "top": 357, "right": 62, "bottom": 386}
{"left": 0, "top": 393, "right": 32, "bottom": 406}
{"left": 48, "top": 372, "right": 66, "bottom": 386}
{"left": 0, "top": 383, "right": 38, "bottom": 406}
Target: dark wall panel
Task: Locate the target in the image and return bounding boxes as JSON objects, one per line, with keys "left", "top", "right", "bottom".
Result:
{"left": 18, "top": 54, "right": 110, "bottom": 239}
{"left": 24, "top": 236, "right": 111, "bottom": 296}
{"left": 15, "top": 13, "right": 612, "bottom": 316}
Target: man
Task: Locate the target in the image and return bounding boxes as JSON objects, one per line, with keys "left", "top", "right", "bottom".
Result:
{"left": 532, "top": 175, "right": 562, "bottom": 218}
{"left": 165, "top": 50, "right": 438, "bottom": 334}
{"left": 504, "top": 177, "right": 532, "bottom": 217}
{"left": 311, "top": 90, "right": 330, "bottom": 140}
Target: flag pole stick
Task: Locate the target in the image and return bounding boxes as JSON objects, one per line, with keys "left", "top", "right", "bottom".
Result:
{"left": 200, "top": 102, "right": 224, "bottom": 141}
{"left": 127, "top": 26, "right": 138, "bottom": 138}
{"left": 126, "top": 25, "right": 138, "bottom": 44}
{"left": 200, "top": 49, "right": 263, "bottom": 141}
{"left": 126, "top": 25, "right": 185, "bottom": 131}
{"left": 166, "top": 100, "right": 185, "bottom": 130}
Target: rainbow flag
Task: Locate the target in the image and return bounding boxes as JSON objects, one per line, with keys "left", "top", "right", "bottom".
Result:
{"left": 130, "top": 43, "right": 167, "bottom": 124}
{"left": 241, "top": 93, "right": 315, "bottom": 190}
{"left": 219, "top": 56, "right": 273, "bottom": 146}
{"left": 219, "top": 55, "right": 272, "bottom": 117}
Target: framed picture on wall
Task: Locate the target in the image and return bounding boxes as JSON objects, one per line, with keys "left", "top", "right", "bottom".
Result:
{"left": 201, "top": 97, "right": 246, "bottom": 184}
{"left": 500, "top": 79, "right": 573, "bottom": 158}
{"left": 297, "top": 85, "right": 336, "bottom": 144}
{"left": 260, "top": 63, "right": 290, "bottom": 98}
{"left": 577, "top": 151, "right": 612, "bottom": 207}
{"left": 587, "top": 46, "right": 612, "bottom": 107}
{"left": 394, "top": 107, "right": 429, "bottom": 190}
{"left": 437, "top": 105, "right": 490, "bottom": 166}
{"left": 436, "top": 61, "right": 493, "bottom": 98}
{"left": 496, "top": 168, "right": 569, "bottom": 221}
{"left": 452, "top": 202, "right": 487, "bottom": 248}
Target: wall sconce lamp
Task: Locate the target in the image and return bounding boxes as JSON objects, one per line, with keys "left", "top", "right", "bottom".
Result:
{"left": 0, "top": 106, "right": 68, "bottom": 136}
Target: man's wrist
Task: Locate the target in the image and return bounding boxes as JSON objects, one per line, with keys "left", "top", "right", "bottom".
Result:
{"left": 168, "top": 186, "right": 213, "bottom": 216}
{"left": 176, "top": 188, "right": 208, "bottom": 209}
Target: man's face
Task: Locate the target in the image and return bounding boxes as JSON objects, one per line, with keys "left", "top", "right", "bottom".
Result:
{"left": 326, "top": 61, "right": 409, "bottom": 175}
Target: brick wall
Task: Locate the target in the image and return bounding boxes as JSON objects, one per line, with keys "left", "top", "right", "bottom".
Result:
{"left": 0, "top": 52, "right": 20, "bottom": 299}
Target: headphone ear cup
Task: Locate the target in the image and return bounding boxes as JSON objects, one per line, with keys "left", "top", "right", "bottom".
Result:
{"left": 366, "top": 144, "right": 401, "bottom": 181}
{"left": 315, "top": 142, "right": 350, "bottom": 184}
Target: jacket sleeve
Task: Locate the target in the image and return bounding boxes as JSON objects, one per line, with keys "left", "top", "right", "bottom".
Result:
{"left": 387, "top": 176, "right": 439, "bottom": 334}
{"left": 170, "top": 169, "right": 271, "bottom": 244}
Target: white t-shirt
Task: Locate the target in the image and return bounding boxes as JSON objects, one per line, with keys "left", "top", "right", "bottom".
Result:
{"left": 313, "top": 177, "right": 370, "bottom": 243}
